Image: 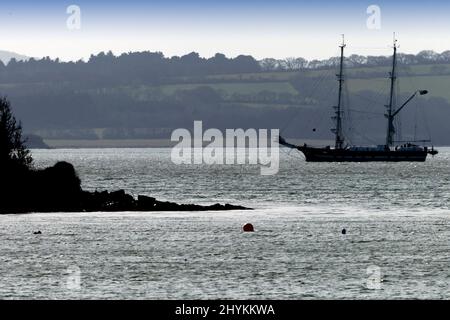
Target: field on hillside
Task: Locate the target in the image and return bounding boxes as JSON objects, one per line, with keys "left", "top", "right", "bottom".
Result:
{"left": 157, "top": 81, "right": 298, "bottom": 95}
{"left": 119, "top": 63, "right": 450, "bottom": 105}
{"left": 348, "top": 75, "right": 450, "bottom": 101}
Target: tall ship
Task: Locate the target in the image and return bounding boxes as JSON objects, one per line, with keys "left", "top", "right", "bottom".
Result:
{"left": 279, "top": 36, "right": 438, "bottom": 162}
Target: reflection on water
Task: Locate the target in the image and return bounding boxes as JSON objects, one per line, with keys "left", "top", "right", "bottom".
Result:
{"left": 31, "top": 148, "right": 450, "bottom": 212}
{"left": 0, "top": 148, "right": 448, "bottom": 299}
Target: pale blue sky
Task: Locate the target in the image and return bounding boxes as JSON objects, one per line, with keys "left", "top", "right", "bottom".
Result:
{"left": 0, "top": 1, "right": 448, "bottom": 61}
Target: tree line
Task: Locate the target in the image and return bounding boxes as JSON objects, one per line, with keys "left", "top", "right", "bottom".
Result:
{"left": 0, "top": 52, "right": 261, "bottom": 86}
{"left": 1, "top": 50, "right": 450, "bottom": 86}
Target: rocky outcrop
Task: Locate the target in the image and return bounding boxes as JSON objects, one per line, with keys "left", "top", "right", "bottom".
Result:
{"left": 80, "top": 190, "right": 249, "bottom": 212}
{"left": 0, "top": 161, "right": 251, "bottom": 214}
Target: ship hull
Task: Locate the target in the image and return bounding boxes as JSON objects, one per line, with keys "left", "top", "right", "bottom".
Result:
{"left": 298, "top": 147, "right": 428, "bottom": 162}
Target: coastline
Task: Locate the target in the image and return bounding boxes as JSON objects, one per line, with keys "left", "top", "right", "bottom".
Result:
{"left": 43, "top": 138, "right": 336, "bottom": 149}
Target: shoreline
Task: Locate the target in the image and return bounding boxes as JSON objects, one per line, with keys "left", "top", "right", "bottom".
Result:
{"left": 42, "top": 139, "right": 450, "bottom": 149}
{"left": 43, "top": 138, "right": 335, "bottom": 149}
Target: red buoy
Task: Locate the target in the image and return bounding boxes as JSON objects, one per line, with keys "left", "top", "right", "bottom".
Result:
{"left": 243, "top": 223, "right": 254, "bottom": 232}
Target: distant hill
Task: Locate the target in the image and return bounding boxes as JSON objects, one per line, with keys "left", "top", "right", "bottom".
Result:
{"left": 1, "top": 49, "right": 450, "bottom": 146}
{"left": 0, "top": 50, "right": 29, "bottom": 64}
{"left": 24, "top": 134, "right": 49, "bottom": 149}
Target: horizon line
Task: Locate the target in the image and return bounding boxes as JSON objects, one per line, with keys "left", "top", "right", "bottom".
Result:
{"left": 2, "top": 47, "right": 450, "bottom": 64}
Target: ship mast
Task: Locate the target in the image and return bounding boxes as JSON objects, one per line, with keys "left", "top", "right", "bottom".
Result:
{"left": 384, "top": 34, "right": 430, "bottom": 147}
{"left": 333, "top": 35, "right": 345, "bottom": 149}
{"left": 385, "top": 34, "right": 398, "bottom": 147}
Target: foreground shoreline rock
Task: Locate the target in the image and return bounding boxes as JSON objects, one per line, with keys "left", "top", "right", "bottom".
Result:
{"left": 2, "top": 190, "right": 251, "bottom": 214}
{"left": 80, "top": 190, "right": 251, "bottom": 213}
{"left": 1, "top": 161, "right": 251, "bottom": 214}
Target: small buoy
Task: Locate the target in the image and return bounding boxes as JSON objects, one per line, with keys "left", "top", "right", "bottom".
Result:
{"left": 33, "top": 231, "right": 42, "bottom": 235}
{"left": 312, "top": 128, "right": 316, "bottom": 132}
{"left": 341, "top": 228, "right": 346, "bottom": 235}
{"left": 243, "top": 223, "right": 254, "bottom": 232}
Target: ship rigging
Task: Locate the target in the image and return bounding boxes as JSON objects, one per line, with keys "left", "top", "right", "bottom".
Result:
{"left": 279, "top": 35, "right": 438, "bottom": 162}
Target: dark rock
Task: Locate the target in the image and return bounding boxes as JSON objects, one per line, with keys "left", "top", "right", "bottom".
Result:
{"left": 106, "top": 190, "right": 136, "bottom": 210}
{"left": 137, "top": 195, "right": 156, "bottom": 210}
{"left": 1, "top": 160, "right": 252, "bottom": 213}
{"left": 109, "top": 190, "right": 126, "bottom": 201}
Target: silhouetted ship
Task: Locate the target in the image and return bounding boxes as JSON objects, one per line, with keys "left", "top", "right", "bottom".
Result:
{"left": 280, "top": 36, "right": 438, "bottom": 162}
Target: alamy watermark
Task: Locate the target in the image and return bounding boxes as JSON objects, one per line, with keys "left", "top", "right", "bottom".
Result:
{"left": 171, "top": 121, "right": 279, "bottom": 175}
{"left": 66, "top": 265, "right": 82, "bottom": 291}
{"left": 66, "top": 5, "right": 81, "bottom": 30}
{"left": 366, "top": 5, "right": 381, "bottom": 30}
{"left": 366, "top": 265, "right": 382, "bottom": 290}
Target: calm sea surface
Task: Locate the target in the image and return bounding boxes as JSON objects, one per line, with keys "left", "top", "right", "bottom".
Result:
{"left": 0, "top": 148, "right": 449, "bottom": 299}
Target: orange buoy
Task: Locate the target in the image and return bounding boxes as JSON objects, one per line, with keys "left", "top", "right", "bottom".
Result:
{"left": 243, "top": 223, "right": 254, "bottom": 232}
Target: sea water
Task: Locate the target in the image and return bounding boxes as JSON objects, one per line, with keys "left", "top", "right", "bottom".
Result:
{"left": 0, "top": 148, "right": 448, "bottom": 299}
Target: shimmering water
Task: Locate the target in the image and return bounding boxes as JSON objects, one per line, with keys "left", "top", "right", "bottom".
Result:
{"left": 0, "top": 148, "right": 449, "bottom": 299}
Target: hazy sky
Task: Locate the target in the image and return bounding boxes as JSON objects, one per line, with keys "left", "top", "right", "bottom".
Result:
{"left": 1, "top": 0, "right": 449, "bottom": 61}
